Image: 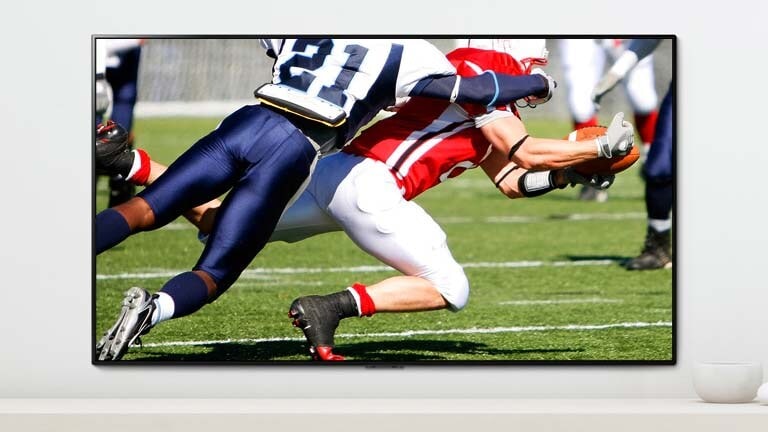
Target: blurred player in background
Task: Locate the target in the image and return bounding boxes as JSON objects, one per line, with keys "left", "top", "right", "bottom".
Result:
{"left": 99, "top": 42, "right": 634, "bottom": 361}
{"left": 593, "top": 38, "right": 672, "bottom": 270}
{"left": 96, "top": 39, "right": 143, "bottom": 207}
{"left": 559, "top": 39, "right": 659, "bottom": 202}
{"left": 95, "top": 42, "right": 112, "bottom": 118}
{"left": 94, "top": 38, "right": 558, "bottom": 361}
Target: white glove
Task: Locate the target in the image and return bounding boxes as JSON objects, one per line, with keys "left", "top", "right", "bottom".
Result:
{"left": 591, "top": 71, "right": 622, "bottom": 107}
{"left": 596, "top": 112, "right": 634, "bottom": 158}
{"left": 563, "top": 167, "right": 615, "bottom": 190}
{"left": 96, "top": 76, "right": 113, "bottom": 118}
{"left": 518, "top": 68, "right": 556, "bottom": 108}
{"left": 591, "top": 50, "right": 639, "bottom": 109}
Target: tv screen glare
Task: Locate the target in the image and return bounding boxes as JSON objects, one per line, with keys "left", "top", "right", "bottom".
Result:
{"left": 93, "top": 36, "right": 675, "bottom": 365}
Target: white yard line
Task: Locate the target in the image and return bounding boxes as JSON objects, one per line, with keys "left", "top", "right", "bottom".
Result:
{"left": 158, "top": 212, "right": 646, "bottom": 232}
{"left": 96, "top": 259, "right": 618, "bottom": 280}
{"left": 140, "top": 321, "right": 673, "bottom": 348}
{"left": 499, "top": 298, "right": 622, "bottom": 306}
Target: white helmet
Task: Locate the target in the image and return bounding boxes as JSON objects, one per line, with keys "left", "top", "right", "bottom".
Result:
{"left": 455, "top": 38, "right": 549, "bottom": 73}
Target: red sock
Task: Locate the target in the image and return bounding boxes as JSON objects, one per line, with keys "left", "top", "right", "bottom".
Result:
{"left": 349, "top": 283, "right": 376, "bottom": 317}
{"left": 127, "top": 149, "right": 151, "bottom": 186}
{"left": 574, "top": 116, "right": 599, "bottom": 130}
{"left": 635, "top": 111, "right": 659, "bottom": 145}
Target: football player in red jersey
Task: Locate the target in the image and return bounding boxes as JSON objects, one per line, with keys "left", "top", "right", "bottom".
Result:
{"left": 98, "top": 41, "right": 634, "bottom": 361}
{"left": 281, "top": 43, "right": 634, "bottom": 360}
{"left": 95, "top": 38, "right": 561, "bottom": 361}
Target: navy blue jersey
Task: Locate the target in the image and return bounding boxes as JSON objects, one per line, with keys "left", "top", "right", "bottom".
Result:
{"left": 262, "top": 39, "right": 455, "bottom": 144}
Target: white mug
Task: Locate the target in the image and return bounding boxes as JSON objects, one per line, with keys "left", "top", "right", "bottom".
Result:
{"left": 758, "top": 382, "right": 768, "bottom": 404}
{"left": 693, "top": 361, "right": 763, "bottom": 403}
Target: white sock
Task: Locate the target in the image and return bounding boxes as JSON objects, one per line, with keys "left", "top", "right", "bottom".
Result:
{"left": 150, "top": 292, "right": 176, "bottom": 326}
{"left": 125, "top": 149, "right": 143, "bottom": 180}
{"left": 346, "top": 287, "right": 363, "bottom": 317}
{"left": 648, "top": 218, "right": 672, "bottom": 233}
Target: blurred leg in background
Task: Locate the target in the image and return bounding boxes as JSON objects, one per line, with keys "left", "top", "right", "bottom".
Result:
{"left": 559, "top": 39, "right": 608, "bottom": 202}
{"left": 560, "top": 39, "right": 660, "bottom": 203}
{"left": 100, "top": 40, "right": 143, "bottom": 207}
{"left": 625, "top": 83, "right": 673, "bottom": 270}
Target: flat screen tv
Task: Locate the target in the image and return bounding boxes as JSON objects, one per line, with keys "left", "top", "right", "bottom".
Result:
{"left": 93, "top": 36, "right": 675, "bottom": 365}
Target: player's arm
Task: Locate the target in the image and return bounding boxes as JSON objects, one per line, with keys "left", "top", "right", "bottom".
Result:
{"left": 409, "top": 70, "right": 553, "bottom": 107}
{"left": 480, "top": 149, "right": 564, "bottom": 199}
{"left": 479, "top": 111, "right": 634, "bottom": 170}
{"left": 481, "top": 149, "right": 614, "bottom": 200}
{"left": 592, "top": 38, "right": 663, "bottom": 104}
{"left": 479, "top": 114, "right": 599, "bottom": 170}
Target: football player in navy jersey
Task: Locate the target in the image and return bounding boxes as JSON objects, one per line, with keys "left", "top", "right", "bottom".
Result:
{"left": 95, "top": 38, "right": 557, "bottom": 361}
{"left": 592, "top": 38, "right": 673, "bottom": 270}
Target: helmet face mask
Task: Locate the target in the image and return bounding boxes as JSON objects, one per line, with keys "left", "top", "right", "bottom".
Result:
{"left": 462, "top": 38, "right": 549, "bottom": 74}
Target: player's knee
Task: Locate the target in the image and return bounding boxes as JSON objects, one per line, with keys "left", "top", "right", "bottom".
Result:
{"left": 643, "top": 171, "right": 673, "bottom": 186}
{"left": 642, "top": 160, "right": 673, "bottom": 183}
{"left": 431, "top": 264, "right": 470, "bottom": 311}
{"left": 115, "top": 197, "right": 156, "bottom": 231}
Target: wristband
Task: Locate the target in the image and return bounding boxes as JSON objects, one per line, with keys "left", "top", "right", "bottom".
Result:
{"left": 518, "top": 170, "right": 556, "bottom": 197}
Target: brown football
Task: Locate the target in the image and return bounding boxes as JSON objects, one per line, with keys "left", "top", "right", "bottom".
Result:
{"left": 566, "top": 126, "right": 640, "bottom": 175}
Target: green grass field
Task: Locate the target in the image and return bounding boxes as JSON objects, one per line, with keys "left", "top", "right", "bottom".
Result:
{"left": 95, "top": 116, "right": 673, "bottom": 363}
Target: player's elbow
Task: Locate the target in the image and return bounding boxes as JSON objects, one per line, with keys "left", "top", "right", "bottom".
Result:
{"left": 512, "top": 156, "right": 537, "bottom": 170}
{"left": 500, "top": 186, "right": 524, "bottom": 200}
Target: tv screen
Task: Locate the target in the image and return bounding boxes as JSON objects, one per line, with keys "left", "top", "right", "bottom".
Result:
{"left": 94, "top": 36, "right": 675, "bottom": 365}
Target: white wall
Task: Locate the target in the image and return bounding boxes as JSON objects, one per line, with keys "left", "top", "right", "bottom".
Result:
{"left": 1, "top": 0, "right": 767, "bottom": 398}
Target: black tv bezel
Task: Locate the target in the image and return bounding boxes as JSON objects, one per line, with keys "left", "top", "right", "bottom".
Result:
{"left": 92, "top": 34, "right": 677, "bottom": 367}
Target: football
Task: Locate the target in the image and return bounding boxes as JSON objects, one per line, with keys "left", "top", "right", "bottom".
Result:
{"left": 566, "top": 126, "right": 640, "bottom": 175}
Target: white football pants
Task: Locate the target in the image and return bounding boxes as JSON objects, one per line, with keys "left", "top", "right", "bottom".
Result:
{"left": 270, "top": 152, "right": 470, "bottom": 310}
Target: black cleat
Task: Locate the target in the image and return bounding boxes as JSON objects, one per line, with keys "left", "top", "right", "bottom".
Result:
{"left": 108, "top": 176, "right": 136, "bottom": 207}
{"left": 289, "top": 295, "right": 349, "bottom": 361}
{"left": 625, "top": 228, "right": 672, "bottom": 270}
{"left": 95, "top": 120, "right": 134, "bottom": 178}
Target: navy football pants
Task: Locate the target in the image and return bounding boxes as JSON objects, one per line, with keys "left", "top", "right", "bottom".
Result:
{"left": 138, "top": 105, "right": 317, "bottom": 292}
{"left": 107, "top": 46, "right": 141, "bottom": 132}
{"left": 643, "top": 83, "right": 673, "bottom": 184}
{"left": 96, "top": 46, "right": 141, "bottom": 130}
{"left": 642, "top": 83, "right": 674, "bottom": 221}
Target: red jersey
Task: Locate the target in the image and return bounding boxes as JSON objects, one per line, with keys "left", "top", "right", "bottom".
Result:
{"left": 343, "top": 48, "right": 528, "bottom": 200}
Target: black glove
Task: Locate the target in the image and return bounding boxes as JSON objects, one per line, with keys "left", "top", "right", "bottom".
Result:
{"left": 563, "top": 167, "right": 615, "bottom": 190}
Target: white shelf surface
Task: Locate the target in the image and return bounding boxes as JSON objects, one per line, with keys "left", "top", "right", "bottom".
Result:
{"left": 1, "top": 398, "right": 766, "bottom": 431}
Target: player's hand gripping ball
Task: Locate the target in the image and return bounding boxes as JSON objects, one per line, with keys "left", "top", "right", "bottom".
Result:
{"left": 566, "top": 126, "right": 640, "bottom": 175}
